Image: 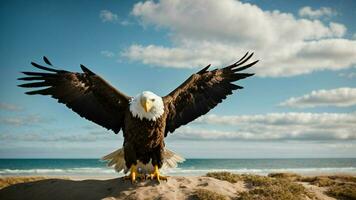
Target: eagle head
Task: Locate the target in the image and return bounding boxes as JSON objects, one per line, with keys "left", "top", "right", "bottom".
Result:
{"left": 129, "top": 91, "right": 164, "bottom": 121}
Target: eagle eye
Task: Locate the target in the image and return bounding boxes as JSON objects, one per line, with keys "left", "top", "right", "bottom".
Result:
{"left": 151, "top": 98, "right": 155, "bottom": 102}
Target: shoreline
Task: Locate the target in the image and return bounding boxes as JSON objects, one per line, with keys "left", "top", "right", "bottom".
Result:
{"left": 1, "top": 170, "right": 356, "bottom": 179}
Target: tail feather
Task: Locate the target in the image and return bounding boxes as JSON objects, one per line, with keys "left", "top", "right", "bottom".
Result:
{"left": 101, "top": 147, "right": 185, "bottom": 174}
{"left": 101, "top": 148, "right": 127, "bottom": 173}
{"left": 162, "top": 148, "right": 185, "bottom": 169}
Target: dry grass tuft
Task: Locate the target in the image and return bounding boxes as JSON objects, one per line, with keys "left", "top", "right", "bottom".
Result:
{"left": 299, "top": 176, "right": 335, "bottom": 187}
{"left": 0, "top": 176, "right": 50, "bottom": 189}
{"left": 206, "top": 172, "right": 242, "bottom": 183}
{"left": 312, "top": 177, "right": 335, "bottom": 187}
{"left": 193, "top": 188, "right": 228, "bottom": 200}
{"left": 237, "top": 175, "right": 315, "bottom": 200}
{"left": 294, "top": 174, "right": 356, "bottom": 199}
{"left": 268, "top": 173, "right": 302, "bottom": 181}
{"left": 206, "top": 172, "right": 316, "bottom": 200}
{"left": 328, "top": 175, "right": 356, "bottom": 184}
{"left": 326, "top": 183, "right": 356, "bottom": 200}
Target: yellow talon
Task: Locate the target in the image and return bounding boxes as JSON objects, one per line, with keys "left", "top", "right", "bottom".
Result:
{"left": 123, "top": 164, "right": 145, "bottom": 183}
{"left": 123, "top": 164, "right": 137, "bottom": 183}
{"left": 148, "top": 165, "right": 168, "bottom": 182}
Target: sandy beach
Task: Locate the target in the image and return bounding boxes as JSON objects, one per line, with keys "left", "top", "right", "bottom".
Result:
{"left": 1, "top": 172, "right": 355, "bottom": 200}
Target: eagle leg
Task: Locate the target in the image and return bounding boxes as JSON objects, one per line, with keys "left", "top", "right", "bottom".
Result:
{"left": 147, "top": 165, "right": 168, "bottom": 182}
{"left": 123, "top": 164, "right": 145, "bottom": 183}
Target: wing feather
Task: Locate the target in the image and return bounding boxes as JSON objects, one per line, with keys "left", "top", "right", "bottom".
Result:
{"left": 163, "top": 52, "right": 258, "bottom": 135}
{"left": 18, "top": 58, "right": 131, "bottom": 133}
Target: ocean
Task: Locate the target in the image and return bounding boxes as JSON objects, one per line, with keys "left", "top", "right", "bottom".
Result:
{"left": 1, "top": 158, "right": 355, "bottom": 177}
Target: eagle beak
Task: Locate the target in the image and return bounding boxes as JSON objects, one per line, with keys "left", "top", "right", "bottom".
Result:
{"left": 141, "top": 98, "right": 153, "bottom": 112}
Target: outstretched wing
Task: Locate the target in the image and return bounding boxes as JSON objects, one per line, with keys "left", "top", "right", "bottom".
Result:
{"left": 18, "top": 57, "right": 131, "bottom": 134}
{"left": 163, "top": 52, "right": 258, "bottom": 136}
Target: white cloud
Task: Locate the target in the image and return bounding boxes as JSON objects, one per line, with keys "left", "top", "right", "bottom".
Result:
{"left": 299, "top": 6, "right": 337, "bottom": 19}
{"left": 122, "top": 0, "right": 356, "bottom": 77}
{"left": 171, "top": 112, "right": 356, "bottom": 141}
{"left": 0, "top": 115, "right": 44, "bottom": 126}
{"left": 122, "top": 43, "right": 234, "bottom": 68}
{"left": 120, "top": 20, "right": 132, "bottom": 26}
{"left": 100, "top": 10, "right": 119, "bottom": 23}
{"left": 99, "top": 10, "right": 132, "bottom": 25}
{"left": 101, "top": 50, "right": 115, "bottom": 58}
{"left": 0, "top": 102, "right": 22, "bottom": 111}
{"left": 280, "top": 88, "right": 356, "bottom": 108}
{"left": 0, "top": 131, "right": 116, "bottom": 142}
{"left": 0, "top": 124, "right": 119, "bottom": 142}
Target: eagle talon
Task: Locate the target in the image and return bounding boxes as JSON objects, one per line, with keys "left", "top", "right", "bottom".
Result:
{"left": 123, "top": 164, "right": 144, "bottom": 184}
{"left": 148, "top": 165, "right": 168, "bottom": 182}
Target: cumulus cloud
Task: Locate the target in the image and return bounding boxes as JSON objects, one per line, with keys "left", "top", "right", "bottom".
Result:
{"left": 0, "top": 129, "right": 118, "bottom": 142}
{"left": 101, "top": 50, "right": 115, "bottom": 58}
{"left": 280, "top": 88, "right": 356, "bottom": 108}
{"left": 100, "top": 10, "right": 119, "bottom": 22}
{"left": 51, "top": 131, "right": 116, "bottom": 142}
{"left": 0, "top": 115, "right": 44, "bottom": 126}
{"left": 122, "top": 0, "right": 356, "bottom": 77}
{"left": 172, "top": 112, "right": 356, "bottom": 141}
{"left": 0, "top": 121, "right": 119, "bottom": 143}
{"left": 3, "top": 112, "right": 355, "bottom": 142}
{"left": 299, "top": 6, "right": 337, "bottom": 19}
{"left": 0, "top": 102, "right": 22, "bottom": 111}
{"left": 99, "top": 10, "right": 132, "bottom": 25}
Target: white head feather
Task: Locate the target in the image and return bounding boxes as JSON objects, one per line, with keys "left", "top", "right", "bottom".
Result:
{"left": 129, "top": 91, "right": 164, "bottom": 121}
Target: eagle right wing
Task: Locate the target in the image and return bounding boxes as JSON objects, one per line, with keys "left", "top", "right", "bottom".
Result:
{"left": 18, "top": 57, "right": 131, "bottom": 134}
{"left": 163, "top": 52, "right": 257, "bottom": 136}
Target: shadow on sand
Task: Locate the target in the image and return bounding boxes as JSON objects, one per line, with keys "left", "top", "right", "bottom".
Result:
{"left": 0, "top": 177, "right": 160, "bottom": 200}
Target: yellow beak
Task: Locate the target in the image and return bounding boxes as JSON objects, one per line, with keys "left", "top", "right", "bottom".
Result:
{"left": 141, "top": 98, "right": 153, "bottom": 112}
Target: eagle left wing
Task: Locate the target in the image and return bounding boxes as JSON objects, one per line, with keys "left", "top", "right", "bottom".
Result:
{"left": 163, "top": 52, "right": 258, "bottom": 136}
{"left": 18, "top": 57, "right": 131, "bottom": 134}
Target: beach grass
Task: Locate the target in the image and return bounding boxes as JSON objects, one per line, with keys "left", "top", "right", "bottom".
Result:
{"left": 239, "top": 175, "right": 315, "bottom": 200}
{"left": 194, "top": 188, "right": 228, "bottom": 200}
{"left": 0, "top": 176, "right": 49, "bottom": 189}
{"left": 299, "top": 176, "right": 335, "bottom": 187}
{"left": 268, "top": 172, "right": 302, "bottom": 181}
{"left": 299, "top": 175, "right": 356, "bottom": 200}
{"left": 207, "top": 172, "right": 316, "bottom": 200}
{"left": 326, "top": 183, "right": 356, "bottom": 200}
{"left": 206, "top": 172, "right": 242, "bottom": 183}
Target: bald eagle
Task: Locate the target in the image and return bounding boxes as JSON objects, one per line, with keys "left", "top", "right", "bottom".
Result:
{"left": 18, "top": 52, "right": 258, "bottom": 182}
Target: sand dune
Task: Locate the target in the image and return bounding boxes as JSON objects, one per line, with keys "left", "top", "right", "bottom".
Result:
{"left": 0, "top": 176, "right": 244, "bottom": 200}
{"left": 1, "top": 173, "right": 354, "bottom": 200}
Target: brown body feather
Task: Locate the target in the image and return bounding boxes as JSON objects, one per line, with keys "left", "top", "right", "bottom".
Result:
{"left": 18, "top": 53, "right": 258, "bottom": 170}
{"left": 123, "top": 108, "right": 168, "bottom": 168}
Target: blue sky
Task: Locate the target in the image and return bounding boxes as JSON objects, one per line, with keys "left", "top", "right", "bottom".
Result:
{"left": 0, "top": 0, "right": 355, "bottom": 158}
